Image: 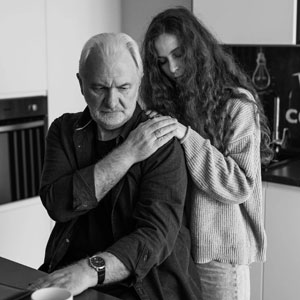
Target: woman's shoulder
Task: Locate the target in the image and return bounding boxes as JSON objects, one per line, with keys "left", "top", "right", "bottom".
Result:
{"left": 227, "top": 88, "right": 257, "bottom": 116}
{"left": 236, "top": 87, "right": 256, "bottom": 101}
{"left": 226, "top": 88, "right": 259, "bottom": 141}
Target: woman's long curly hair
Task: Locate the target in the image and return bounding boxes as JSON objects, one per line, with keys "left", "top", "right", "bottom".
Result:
{"left": 141, "top": 7, "right": 273, "bottom": 165}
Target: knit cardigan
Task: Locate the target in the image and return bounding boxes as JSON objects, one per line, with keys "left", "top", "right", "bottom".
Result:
{"left": 180, "top": 90, "right": 266, "bottom": 265}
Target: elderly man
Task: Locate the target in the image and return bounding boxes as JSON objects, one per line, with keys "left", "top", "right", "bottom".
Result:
{"left": 31, "top": 33, "right": 202, "bottom": 299}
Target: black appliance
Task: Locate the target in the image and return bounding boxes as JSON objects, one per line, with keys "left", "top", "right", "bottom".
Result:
{"left": 0, "top": 96, "right": 48, "bottom": 204}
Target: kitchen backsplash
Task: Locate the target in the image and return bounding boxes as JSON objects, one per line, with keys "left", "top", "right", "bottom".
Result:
{"left": 226, "top": 45, "right": 300, "bottom": 154}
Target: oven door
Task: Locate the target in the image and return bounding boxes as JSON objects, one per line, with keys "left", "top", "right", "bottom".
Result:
{"left": 0, "top": 119, "right": 45, "bottom": 204}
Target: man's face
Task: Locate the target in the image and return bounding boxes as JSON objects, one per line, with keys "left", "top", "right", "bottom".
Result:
{"left": 78, "top": 48, "right": 139, "bottom": 138}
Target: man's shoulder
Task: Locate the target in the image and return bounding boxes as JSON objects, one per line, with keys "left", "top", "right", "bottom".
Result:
{"left": 51, "top": 110, "right": 89, "bottom": 131}
{"left": 142, "top": 136, "right": 186, "bottom": 174}
{"left": 47, "top": 111, "right": 88, "bottom": 140}
{"left": 54, "top": 111, "right": 83, "bottom": 124}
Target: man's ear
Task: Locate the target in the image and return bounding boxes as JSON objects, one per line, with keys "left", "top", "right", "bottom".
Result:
{"left": 76, "top": 73, "right": 84, "bottom": 95}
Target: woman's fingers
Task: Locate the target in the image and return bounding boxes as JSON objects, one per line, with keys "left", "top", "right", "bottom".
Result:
{"left": 155, "top": 130, "right": 177, "bottom": 147}
{"left": 145, "top": 110, "right": 161, "bottom": 119}
{"left": 147, "top": 116, "right": 177, "bottom": 138}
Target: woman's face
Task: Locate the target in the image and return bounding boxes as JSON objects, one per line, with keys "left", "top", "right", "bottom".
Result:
{"left": 154, "top": 33, "right": 184, "bottom": 80}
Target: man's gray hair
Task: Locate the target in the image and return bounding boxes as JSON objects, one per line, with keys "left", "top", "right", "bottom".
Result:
{"left": 79, "top": 32, "right": 143, "bottom": 78}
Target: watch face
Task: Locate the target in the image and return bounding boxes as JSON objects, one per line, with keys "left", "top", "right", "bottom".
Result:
{"left": 89, "top": 256, "right": 105, "bottom": 285}
{"left": 90, "top": 256, "right": 105, "bottom": 270}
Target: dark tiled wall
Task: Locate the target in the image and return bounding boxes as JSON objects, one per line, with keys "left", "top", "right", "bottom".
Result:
{"left": 227, "top": 45, "right": 300, "bottom": 152}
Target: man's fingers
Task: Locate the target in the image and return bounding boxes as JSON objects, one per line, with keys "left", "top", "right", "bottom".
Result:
{"left": 28, "top": 271, "right": 68, "bottom": 290}
{"left": 28, "top": 280, "right": 50, "bottom": 290}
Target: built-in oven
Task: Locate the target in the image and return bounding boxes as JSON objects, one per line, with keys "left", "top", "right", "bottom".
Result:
{"left": 0, "top": 96, "right": 47, "bottom": 204}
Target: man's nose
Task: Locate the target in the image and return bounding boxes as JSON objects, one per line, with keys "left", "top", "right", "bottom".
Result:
{"left": 106, "top": 88, "right": 118, "bottom": 108}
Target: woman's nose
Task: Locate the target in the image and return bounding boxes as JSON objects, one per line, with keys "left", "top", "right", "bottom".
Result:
{"left": 169, "top": 59, "right": 178, "bottom": 74}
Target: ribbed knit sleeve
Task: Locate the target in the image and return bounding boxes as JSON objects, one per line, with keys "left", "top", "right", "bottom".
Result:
{"left": 181, "top": 99, "right": 261, "bottom": 205}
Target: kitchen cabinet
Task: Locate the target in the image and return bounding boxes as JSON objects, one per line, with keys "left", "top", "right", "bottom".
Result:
{"left": 121, "top": 0, "right": 191, "bottom": 44}
{"left": 192, "top": 0, "right": 298, "bottom": 44}
{"left": 263, "top": 182, "right": 300, "bottom": 300}
{"left": 0, "top": 197, "right": 53, "bottom": 269}
{"left": 0, "top": 0, "right": 47, "bottom": 98}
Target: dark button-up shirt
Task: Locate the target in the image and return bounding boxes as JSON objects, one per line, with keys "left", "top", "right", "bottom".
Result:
{"left": 39, "top": 104, "right": 202, "bottom": 300}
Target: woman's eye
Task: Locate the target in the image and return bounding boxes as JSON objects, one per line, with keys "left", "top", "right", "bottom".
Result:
{"left": 173, "top": 51, "right": 183, "bottom": 59}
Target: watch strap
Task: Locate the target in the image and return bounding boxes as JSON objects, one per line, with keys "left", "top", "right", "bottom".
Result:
{"left": 88, "top": 255, "right": 105, "bottom": 285}
{"left": 96, "top": 267, "right": 105, "bottom": 285}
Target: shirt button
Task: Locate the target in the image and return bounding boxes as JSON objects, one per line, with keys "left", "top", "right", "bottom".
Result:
{"left": 136, "top": 287, "right": 144, "bottom": 295}
{"left": 143, "top": 254, "right": 148, "bottom": 262}
{"left": 66, "top": 238, "right": 70, "bottom": 243}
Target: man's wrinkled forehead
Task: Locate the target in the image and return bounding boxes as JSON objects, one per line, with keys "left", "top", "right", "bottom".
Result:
{"left": 85, "top": 43, "right": 136, "bottom": 71}
{"left": 86, "top": 47, "right": 136, "bottom": 76}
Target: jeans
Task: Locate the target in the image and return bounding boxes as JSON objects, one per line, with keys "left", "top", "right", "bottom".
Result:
{"left": 196, "top": 261, "right": 250, "bottom": 300}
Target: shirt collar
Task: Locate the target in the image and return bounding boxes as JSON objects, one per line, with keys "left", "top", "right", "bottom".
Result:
{"left": 74, "top": 104, "right": 144, "bottom": 142}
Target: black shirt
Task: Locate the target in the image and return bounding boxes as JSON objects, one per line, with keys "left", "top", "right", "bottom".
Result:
{"left": 60, "top": 138, "right": 117, "bottom": 266}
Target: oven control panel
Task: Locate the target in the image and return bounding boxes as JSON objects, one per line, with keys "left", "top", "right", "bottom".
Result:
{"left": 0, "top": 96, "right": 47, "bottom": 121}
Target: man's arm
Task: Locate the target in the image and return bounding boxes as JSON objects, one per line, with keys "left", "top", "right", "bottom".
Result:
{"left": 29, "top": 252, "right": 129, "bottom": 296}
{"left": 106, "top": 135, "right": 188, "bottom": 281}
{"left": 31, "top": 137, "right": 186, "bottom": 296}
{"left": 94, "top": 115, "right": 177, "bottom": 201}
{"left": 41, "top": 115, "right": 176, "bottom": 222}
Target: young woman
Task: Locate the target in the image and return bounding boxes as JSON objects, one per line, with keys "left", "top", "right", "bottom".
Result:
{"left": 137, "top": 6, "right": 273, "bottom": 300}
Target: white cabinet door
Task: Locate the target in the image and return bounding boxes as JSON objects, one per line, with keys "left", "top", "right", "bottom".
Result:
{"left": 192, "top": 0, "right": 297, "bottom": 44}
{"left": 0, "top": 0, "right": 47, "bottom": 98}
{"left": 264, "top": 182, "right": 300, "bottom": 300}
{"left": 0, "top": 197, "right": 52, "bottom": 269}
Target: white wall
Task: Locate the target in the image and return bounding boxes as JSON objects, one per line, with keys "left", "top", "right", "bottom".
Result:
{"left": 46, "top": 0, "right": 121, "bottom": 124}
{"left": 121, "top": 0, "right": 192, "bottom": 46}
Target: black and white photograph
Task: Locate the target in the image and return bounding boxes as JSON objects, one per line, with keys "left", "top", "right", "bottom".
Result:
{"left": 0, "top": 1, "right": 299, "bottom": 300}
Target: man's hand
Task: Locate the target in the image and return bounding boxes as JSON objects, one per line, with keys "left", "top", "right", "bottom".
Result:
{"left": 122, "top": 115, "right": 178, "bottom": 163}
{"left": 28, "top": 259, "right": 97, "bottom": 296}
{"left": 92, "top": 116, "right": 177, "bottom": 202}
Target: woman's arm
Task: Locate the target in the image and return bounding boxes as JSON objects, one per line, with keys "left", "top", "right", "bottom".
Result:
{"left": 181, "top": 100, "right": 261, "bottom": 204}
{"left": 145, "top": 100, "right": 261, "bottom": 205}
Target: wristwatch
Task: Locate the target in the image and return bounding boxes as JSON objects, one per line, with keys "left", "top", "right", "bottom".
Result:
{"left": 88, "top": 255, "right": 105, "bottom": 285}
